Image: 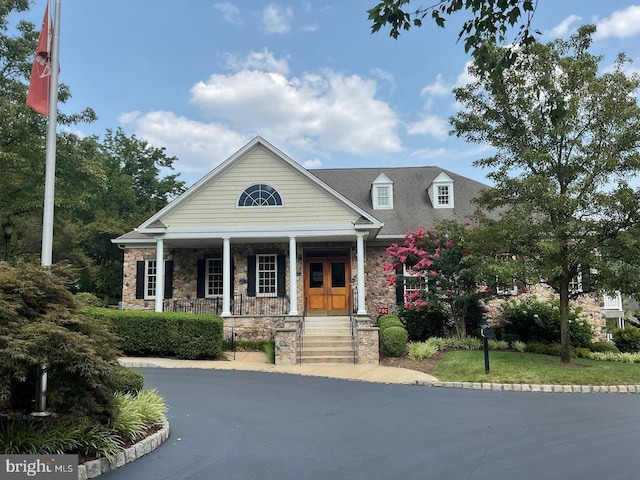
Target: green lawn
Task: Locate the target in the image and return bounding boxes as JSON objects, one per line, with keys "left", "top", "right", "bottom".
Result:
{"left": 433, "top": 350, "right": 640, "bottom": 385}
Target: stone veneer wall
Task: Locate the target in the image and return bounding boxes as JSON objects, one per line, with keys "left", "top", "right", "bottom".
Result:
{"left": 362, "top": 245, "right": 398, "bottom": 318}
{"left": 123, "top": 243, "right": 611, "bottom": 344}
{"left": 355, "top": 316, "right": 379, "bottom": 364}
{"left": 482, "top": 284, "right": 609, "bottom": 342}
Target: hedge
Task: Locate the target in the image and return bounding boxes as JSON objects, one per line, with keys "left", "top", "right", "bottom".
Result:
{"left": 85, "top": 309, "right": 224, "bottom": 359}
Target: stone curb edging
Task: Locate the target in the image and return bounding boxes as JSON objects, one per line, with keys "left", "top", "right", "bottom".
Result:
{"left": 416, "top": 381, "right": 640, "bottom": 393}
{"left": 77, "top": 420, "right": 170, "bottom": 480}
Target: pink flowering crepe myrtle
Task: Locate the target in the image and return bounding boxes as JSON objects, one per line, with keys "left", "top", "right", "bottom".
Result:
{"left": 383, "top": 222, "right": 483, "bottom": 338}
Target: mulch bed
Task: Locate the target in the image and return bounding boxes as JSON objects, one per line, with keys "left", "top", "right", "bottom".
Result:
{"left": 379, "top": 350, "right": 445, "bottom": 376}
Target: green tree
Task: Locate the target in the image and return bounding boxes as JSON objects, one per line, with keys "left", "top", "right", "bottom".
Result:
{"left": 451, "top": 26, "right": 640, "bottom": 363}
{"left": 0, "top": 263, "right": 121, "bottom": 422}
{"left": 385, "top": 220, "right": 485, "bottom": 338}
{"left": 368, "top": 0, "right": 538, "bottom": 72}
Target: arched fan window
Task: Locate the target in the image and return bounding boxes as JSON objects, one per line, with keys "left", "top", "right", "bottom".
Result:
{"left": 238, "top": 184, "right": 282, "bottom": 207}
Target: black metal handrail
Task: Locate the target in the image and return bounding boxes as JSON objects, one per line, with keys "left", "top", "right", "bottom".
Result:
{"left": 163, "top": 295, "right": 289, "bottom": 316}
{"left": 298, "top": 298, "right": 307, "bottom": 365}
{"left": 349, "top": 285, "right": 357, "bottom": 365}
{"left": 223, "top": 326, "right": 236, "bottom": 360}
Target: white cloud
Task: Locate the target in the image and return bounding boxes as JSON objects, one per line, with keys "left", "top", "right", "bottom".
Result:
{"left": 409, "top": 147, "right": 447, "bottom": 160}
{"left": 119, "top": 51, "right": 403, "bottom": 181}
{"left": 547, "top": 14, "right": 581, "bottom": 39}
{"left": 420, "top": 74, "right": 449, "bottom": 97}
{"left": 370, "top": 68, "right": 396, "bottom": 91}
{"left": 595, "top": 6, "right": 640, "bottom": 39}
{"left": 261, "top": 3, "right": 293, "bottom": 34}
{"left": 190, "top": 51, "right": 402, "bottom": 156}
{"left": 406, "top": 115, "right": 449, "bottom": 140}
{"left": 302, "top": 158, "right": 323, "bottom": 168}
{"left": 454, "top": 62, "right": 476, "bottom": 88}
{"left": 223, "top": 49, "right": 290, "bottom": 75}
{"left": 119, "top": 110, "right": 247, "bottom": 176}
{"left": 214, "top": 3, "right": 242, "bottom": 25}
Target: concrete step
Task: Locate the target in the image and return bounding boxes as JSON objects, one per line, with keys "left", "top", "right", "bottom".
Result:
{"left": 303, "top": 339, "right": 353, "bottom": 348}
{"left": 301, "top": 316, "right": 354, "bottom": 363}
{"left": 302, "top": 345, "right": 353, "bottom": 354}
{"left": 304, "top": 328, "right": 352, "bottom": 335}
{"left": 300, "top": 352, "right": 353, "bottom": 365}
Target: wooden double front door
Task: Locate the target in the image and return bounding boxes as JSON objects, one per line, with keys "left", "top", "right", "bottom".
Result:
{"left": 304, "top": 251, "right": 351, "bottom": 316}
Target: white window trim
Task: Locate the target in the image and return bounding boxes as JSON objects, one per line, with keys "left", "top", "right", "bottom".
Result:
{"left": 372, "top": 173, "right": 394, "bottom": 210}
{"left": 256, "top": 254, "right": 278, "bottom": 298}
{"left": 144, "top": 259, "right": 157, "bottom": 300}
{"left": 569, "top": 271, "right": 583, "bottom": 294}
{"left": 496, "top": 276, "right": 518, "bottom": 296}
{"left": 430, "top": 172, "right": 454, "bottom": 209}
{"left": 205, "top": 257, "right": 223, "bottom": 298}
{"left": 403, "top": 264, "right": 427, "bottom": 299}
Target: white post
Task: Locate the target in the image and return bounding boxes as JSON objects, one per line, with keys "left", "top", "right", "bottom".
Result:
{"left": 40, "top": 0, "right": 61, "bottom": 267}
{"left": 34, "top": 0, "right": 61, "bottom": 417}
{"left": 222, "top": 237, "right": 231, "bottom": 316}
{"left": 289, "top": 236, "right": 298, "bottom": 315}
{"left": 356, "top": 232, "right": 367, "bottom": 314}
{"left": 155, "top": 238, "right": 164, "bottom": 313}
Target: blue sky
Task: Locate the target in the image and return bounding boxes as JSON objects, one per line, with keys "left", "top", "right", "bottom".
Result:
{"left": 15, "top": 1, "right": 640, "bottom": 187}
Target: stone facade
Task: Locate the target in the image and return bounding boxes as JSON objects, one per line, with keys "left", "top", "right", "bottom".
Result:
{"left": 355, "top": 316, "right": 379, "bottom": 364}
{"left": 121, "top": 242, "right": 615, "bottom": 353}
{"left": 363, "top": 245, "right": 398, "bottom": 318}
{"left": 482, "top": 284, "right": 610, "bottom": 343}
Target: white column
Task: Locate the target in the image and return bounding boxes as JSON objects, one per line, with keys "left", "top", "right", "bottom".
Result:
{"left": 222, "top": 237, "right": 231, "bottom": 316}
{"left": 289, "top": 236, "right": 298, "bottom": 315}
{"left": 356, "top": 232, "right": 367, "bottom": 314}
{"left": 154, "top": 238, "right": 164, "bottom": 313}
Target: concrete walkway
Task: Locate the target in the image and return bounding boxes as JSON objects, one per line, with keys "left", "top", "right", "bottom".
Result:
{"left": 119, "top": 352, "right": 439, "bottom": 385}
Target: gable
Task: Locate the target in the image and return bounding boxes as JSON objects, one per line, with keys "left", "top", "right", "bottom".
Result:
{"left": 153, "top": 143, "right": 367, "bottom": 229}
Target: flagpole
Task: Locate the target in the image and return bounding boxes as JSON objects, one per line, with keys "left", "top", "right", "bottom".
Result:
{"left": 34, "top": 0, "right": 61, "bottom": 416}
{"left": 40, "top": 0, "right": 60, "bottom": 267}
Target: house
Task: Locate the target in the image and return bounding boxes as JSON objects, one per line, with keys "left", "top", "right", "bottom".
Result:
{"left": 113, "top": 136, "right": 487, "bottom": 364}
{"left": 112, "top": 136, "right": 621, "bottom": 364}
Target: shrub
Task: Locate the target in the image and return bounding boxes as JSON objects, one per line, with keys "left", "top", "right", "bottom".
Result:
{"left": 512, "top": 341, "right": 526, "bottom": 352}
{"left": 459, "top": 337, "right": 482, "bottom": 350}
{"left": 74, "top": 292, "right": 104, "bottom": 307}
{"left": 502, "top": 333, "right": 520, "bottom": 346}
{"left": 398, "top": 305, "right": 446, "bottom": 341}
{"left": 0, "top": 416, "right": 122, "bottom": 459}
{"left": 590, "top": 342, "right": 620, "bottom": 353}
{"left": 0, "top": 263, "right": 122, "bottom": 422}
{"left": 573, "top": 347, "right": 591, "bottom": 359}
{"left": 612, "top": 327, "right": 640, "bottom": 353}
{"left": 113, "top": 366, "right": 144, "bottom": 395}
{"left": 378, "top": 315, "right": 404, "bottom": 333}
{"left": 501, "top": 295, "right": 593, "bottom": 347}
{"left": 488, "top": 339, "right": 509, "bottom": 350}
{"left": 408, "top": 342, "right": 439, "bottom": 360}
{"left": 113, "top": 389, "right": 167, "bottom": 442}
{"left": 525, "top": 342, "right": 550, "bottom": 355}
{"left": 381, "top": 326, "right": 409, "bottom": 357}
{"left": 86, "top": 309, "right": 223, "bottom": 359}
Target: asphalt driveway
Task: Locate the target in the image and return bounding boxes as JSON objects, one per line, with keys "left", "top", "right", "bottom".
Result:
{"left": 102, "top": 368, "right": 640, "bottom": 480}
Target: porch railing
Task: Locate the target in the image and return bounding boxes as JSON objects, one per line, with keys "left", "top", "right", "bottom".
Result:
{"left": 163, "top": 295, "right": 290, "bottom": 316}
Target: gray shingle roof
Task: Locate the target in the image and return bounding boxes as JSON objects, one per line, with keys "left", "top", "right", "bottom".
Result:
{"left": 309, "top": 166, "right": 490, "bottom": 238}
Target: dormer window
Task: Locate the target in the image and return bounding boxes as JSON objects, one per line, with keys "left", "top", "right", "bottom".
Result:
{"left": 372, "top": 173, "right": 393, "bottom": 210}
{"left": 437, "top": 185, "right": 450, "bottom": 206}
{"left": 429, "top": 172, "right": 454, "bottom": 209}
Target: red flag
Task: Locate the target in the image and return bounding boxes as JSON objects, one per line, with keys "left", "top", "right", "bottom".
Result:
{"left": 26, "top": 2, "right": 53, "bottom": 115}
